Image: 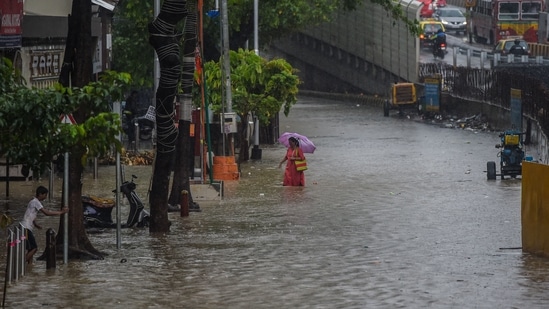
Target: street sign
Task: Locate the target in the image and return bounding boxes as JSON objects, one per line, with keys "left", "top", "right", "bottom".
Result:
{"left": 59, "top": 113, "right": 77, "bottom": 125}
{"left": 424, "top": 77, "right": 441, "bottom": 112}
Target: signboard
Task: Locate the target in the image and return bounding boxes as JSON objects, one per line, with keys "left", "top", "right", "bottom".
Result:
{"left": 423, "top": 77, "right": 441, "bottom": 112}
{"left": 60, "top": 113, "right": 77, "bottom": 125}
{"left": 465, "top": 0, "right": 477, "bottom": 8}
{"left": 510, "top": 88, "right": 522, "bottom": 130}
{"left": 144, "top": 106, "right": 156, "bottom": 122}
{"left": 0, "top": 0, "right": 23, "bottom": 48}
{"left": 93, "top": 38, "right": 103, "bottom": 74}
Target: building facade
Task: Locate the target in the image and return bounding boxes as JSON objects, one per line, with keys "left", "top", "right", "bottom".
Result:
{"left": 0, "top": 0, "right": 115, "bottom": 89}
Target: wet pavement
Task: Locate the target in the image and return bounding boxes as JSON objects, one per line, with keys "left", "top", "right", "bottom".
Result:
{"left": 1, "top": 95, "right": 549, "bottom": 308}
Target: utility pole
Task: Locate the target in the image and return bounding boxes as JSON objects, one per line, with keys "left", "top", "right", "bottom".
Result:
{"left": 250, "top": 0, "right": 262, "bottom": 159}
{"left": 221, "top": 0, "right": 234, "bottom": 156}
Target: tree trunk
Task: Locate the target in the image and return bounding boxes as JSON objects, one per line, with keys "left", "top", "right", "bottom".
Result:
{"left": 54, "top": 0, "right": 104, "bottom": 260}
{"left": 168, "top": 0, "right": 198, "bottom": 208}
{"left": 148, "top": 0, "right": 188, "bottom": 233}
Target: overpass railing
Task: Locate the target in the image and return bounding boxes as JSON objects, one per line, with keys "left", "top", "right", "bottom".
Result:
{"left": 418, "top": 63, "right": 549, "bottom": 133}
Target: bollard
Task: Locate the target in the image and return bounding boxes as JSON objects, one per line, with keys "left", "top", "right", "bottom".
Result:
{"left": 180, "top": 190, "right": 189, "bottom": 217}
{"left": 46, "top": 228, "right": 56, "bottom": 269}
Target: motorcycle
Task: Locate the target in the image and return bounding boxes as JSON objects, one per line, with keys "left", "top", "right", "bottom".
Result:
{"left": 122, "top": 112, "right": 154, "bottom": 141}
{"left": 83, "top": 174, "right": 150, "bottom": 228}
{"left": 433, "top": 42, "right": 446, "bottom": 60}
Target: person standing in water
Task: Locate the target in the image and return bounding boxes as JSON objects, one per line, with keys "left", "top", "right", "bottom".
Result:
{"left": 20, "top": 186, "right": 69, "bottom": 264}
{"left": 278, "top": 136, "right": 306, "bottom": 186}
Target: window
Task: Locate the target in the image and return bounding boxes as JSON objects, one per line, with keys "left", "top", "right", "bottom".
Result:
{"left": 499, "top": 2, "right": 519, "bottom": 20}
{"left": 522, "top": 2, "right": 541, "bottom": 20}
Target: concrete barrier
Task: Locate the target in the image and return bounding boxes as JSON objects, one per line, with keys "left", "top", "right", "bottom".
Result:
{"left": 528, "top": 42, "right": 549, "bottom": 57}
{"left": 522, "top": 161, "right": 549, "bottom": 257}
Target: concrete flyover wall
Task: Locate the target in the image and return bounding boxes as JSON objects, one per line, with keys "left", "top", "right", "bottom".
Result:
{"left": 298, "top": 0, "right": 421, "bottom": 86}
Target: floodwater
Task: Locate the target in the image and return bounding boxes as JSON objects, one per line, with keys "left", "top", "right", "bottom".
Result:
{"left": 1, "top": 96, "right": 549, "bottom": 308}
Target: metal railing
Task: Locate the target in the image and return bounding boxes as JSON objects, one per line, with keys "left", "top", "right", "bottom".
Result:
{"left": 5, "top": 224, "right": 27, "bottom": 285}
{"left": 451, "top": 45, "right": 549, "bottom": 66}
{"left": 419, "top": 62, "right": 549, "bottom": 134}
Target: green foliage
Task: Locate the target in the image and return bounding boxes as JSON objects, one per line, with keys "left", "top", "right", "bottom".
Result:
{"left": 203, "top": 49, "right": 300, "bottom": 125}
{"left": 202, "top": 0, "right": 419, "bottom": 55}
{"left": 0, "top": 58, "right": 130, "bottom": 173}
{"left": 0, "top": 57, "right": 24, "bottom": 93}
{"left": 111, "top": 0, "right": 155, "bottom": 88}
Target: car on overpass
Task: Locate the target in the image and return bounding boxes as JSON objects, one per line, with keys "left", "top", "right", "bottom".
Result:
{"left": 493, "top": 38, "right": 530, "bottom": 56}
{"left": 433, "top": 8, "right": 467, "bottom": 35}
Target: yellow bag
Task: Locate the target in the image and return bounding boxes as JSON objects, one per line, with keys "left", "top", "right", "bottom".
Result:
{"left": 293, "top": 149, "right": 307, "bottom": 171}
{"left": 295, "top": 159, "right": 308, "bottom": 171}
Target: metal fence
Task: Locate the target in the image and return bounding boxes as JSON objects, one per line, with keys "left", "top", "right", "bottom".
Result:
{"left": 5, "top": 224, "right": 27, "bottom": 284}
{"left": 418, "top": 63, "right": 549, "bottom": 133}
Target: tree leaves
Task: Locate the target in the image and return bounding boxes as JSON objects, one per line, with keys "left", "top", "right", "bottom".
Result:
{"left": 203, "top": 48, "right": 300, "bottom": 125}
{"left": 0, "top": 59, "right": 130, "bottom": 174}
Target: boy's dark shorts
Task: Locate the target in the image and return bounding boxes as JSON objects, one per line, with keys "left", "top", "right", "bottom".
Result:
{"left": 25, "top": 229, "right": 37, "bottom": 251}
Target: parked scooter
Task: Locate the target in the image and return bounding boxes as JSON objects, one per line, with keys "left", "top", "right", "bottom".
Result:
{"left": 122, "top": 112, "right": 154, "bottom": 141}
{"left": 83, "top": 175, "right": 150, "bottom": 228}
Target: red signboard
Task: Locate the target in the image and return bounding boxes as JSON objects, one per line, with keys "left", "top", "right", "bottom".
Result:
{"left": 0, "top": 0, "right": 23, "bottom": 35}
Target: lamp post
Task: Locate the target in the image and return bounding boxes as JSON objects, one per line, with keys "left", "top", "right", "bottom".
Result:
{"left": 221, "top": 0, "right": 234, "bottom": 156}
{"left": 250, "top": 0, "right": 262, "bottom": 160}
{"left": 254, "top": 0, "right": 259, "bottom": 55}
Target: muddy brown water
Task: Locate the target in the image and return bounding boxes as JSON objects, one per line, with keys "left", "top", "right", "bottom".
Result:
{"left": 1, "top": 96, "right": 548, "bottom": 308}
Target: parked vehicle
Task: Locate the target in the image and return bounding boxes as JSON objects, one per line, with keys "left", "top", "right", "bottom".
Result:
{"left": 83, "top": 175, "right": 150, "bottom": 228}
{"left": 433, "top": 8, "right": 467, "bottom": 35}
{"left": 487, "top": 130, "right": 529, "bottom": 180}
{"left": 122, "top": 112, "right": 154, "bottom": 141}
{"left": 383, "top": 83, "right": 419, "bottom": 117}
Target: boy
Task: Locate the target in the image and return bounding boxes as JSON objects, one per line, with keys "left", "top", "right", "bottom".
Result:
{"left": 20, "top": 186, "right": 69, "bottom": 264}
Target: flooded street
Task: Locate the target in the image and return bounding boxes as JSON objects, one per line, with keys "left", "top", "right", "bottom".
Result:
{"left": 2, "top": 95, "right": 549, "bottom": 308}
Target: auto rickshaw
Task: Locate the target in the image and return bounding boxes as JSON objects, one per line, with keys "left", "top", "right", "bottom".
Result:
{"left": 383, "top": 83, "right": 419, "bottom": 117}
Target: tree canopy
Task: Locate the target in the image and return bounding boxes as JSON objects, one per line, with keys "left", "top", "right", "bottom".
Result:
{"left": 112, "top": 0, "right": 155, "bottom": 88}
{"left": 0, "top": 57, "right": 130, "bottom": 176}
{"left": 204, "top": 48, "right": 300, "bottom": 123}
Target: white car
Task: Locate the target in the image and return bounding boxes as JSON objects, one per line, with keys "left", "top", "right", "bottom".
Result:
{"left": 433, "top": 8, "right": 467, "bottom": 35}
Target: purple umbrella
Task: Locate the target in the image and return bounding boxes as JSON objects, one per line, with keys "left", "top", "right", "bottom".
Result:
{"left": 278, "top": 132, "right": 316, "bottom": 154}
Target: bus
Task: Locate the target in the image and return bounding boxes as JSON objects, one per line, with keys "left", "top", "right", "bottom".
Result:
{"left": 470, "top": 0, "right": 544, "bottom": 44}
